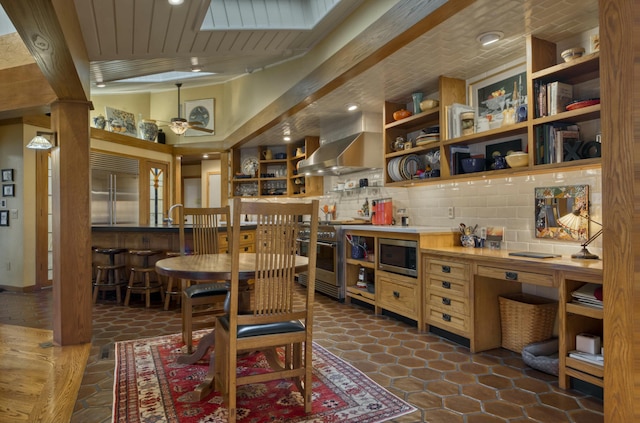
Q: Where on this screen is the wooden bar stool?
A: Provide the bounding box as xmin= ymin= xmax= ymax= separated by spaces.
xmin=162 ymin=250 xmax=192 ymax=311
xmin=92 ymin=247 xmax=128 ymax=304
xmin=124 ymin=249 xmax=165 ymax=308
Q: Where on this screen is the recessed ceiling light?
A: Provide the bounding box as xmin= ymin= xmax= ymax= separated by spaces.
xmin=202 ymin=154 xmax=209 ymax=159
xmin=476 ymin=31 xmax=504 ymax=46
xmin=96 ymin=82 xmax=106 ymax=88
xmin=346 ymin=103 xmax=359 ymax=111
xmin=191 ymin=66 xmax=201 ymax=73
xmin=283 ymin=136 xmax=291 ymax=142
xmin=168 ymin=0 xmax=184 ymax=5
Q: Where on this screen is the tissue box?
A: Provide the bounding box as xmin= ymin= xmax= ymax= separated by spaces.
xmin=576 ymin=333 xmax=601 ymax=354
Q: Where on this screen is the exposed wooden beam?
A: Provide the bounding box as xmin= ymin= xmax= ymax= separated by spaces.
xmin=226 ymin=0 xmax=475 ymax=148
xmin=0 ymin=0 xmax=89 ymax=101
xmin=0 ymin=63 xmax=56 ymax=119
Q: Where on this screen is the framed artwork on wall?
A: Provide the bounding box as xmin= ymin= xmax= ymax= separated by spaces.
xmin=0 ymin=210 xmax=8 ymax=226
xmin=1 ymin=169 xmax=13 ymax=182
xmin=2 ymin=184 xmax=15 ymax=197
xmin=184 ymin=99 xmax=214 ymax=136
xmin=468 ymin=63 xmax=527 ymax=129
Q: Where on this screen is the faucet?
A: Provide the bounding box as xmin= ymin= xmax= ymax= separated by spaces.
xmin=164 ymin=203 xmax=183 ymax=226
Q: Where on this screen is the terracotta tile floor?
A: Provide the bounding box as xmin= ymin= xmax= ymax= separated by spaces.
xmin=0 ymin=286 xmax=604 ymax=423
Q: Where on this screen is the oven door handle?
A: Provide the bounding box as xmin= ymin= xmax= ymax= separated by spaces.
xmin=317 ymin=241 xmax=337 ymax=248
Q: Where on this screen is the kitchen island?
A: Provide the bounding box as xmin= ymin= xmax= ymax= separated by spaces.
xmin=92 ymin=223 xmax=257 ymax=268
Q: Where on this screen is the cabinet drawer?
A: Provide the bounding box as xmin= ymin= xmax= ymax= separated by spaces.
xmin=426 ymin=305 xmax=469 ymax=334
xmin=426 ymin=258 xmax=470 ymax=281
xmin=427 ymin=276 xmax=469 ymax=298
xmin=476 ymin=265 xmax=555 ymax=287
xmin=426 ymin=291 xmax=468 ymax=315
xmin=219 ymin=230 xmax=255 ymax=248
xmin=376 ymin=277 xmax=419 ymax=319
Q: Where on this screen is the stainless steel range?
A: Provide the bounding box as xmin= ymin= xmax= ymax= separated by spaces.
xmin=297 ymin=223 xmax=344 ymax=300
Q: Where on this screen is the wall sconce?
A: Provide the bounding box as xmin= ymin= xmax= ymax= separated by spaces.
xmin=557 ymin=209 xmax=603 ymax=259
xmin=26 ymin=131 xmax=57 ymax=150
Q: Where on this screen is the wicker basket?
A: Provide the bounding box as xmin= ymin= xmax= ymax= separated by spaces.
xmin=499 ymin=293 xmax=558 ymax=353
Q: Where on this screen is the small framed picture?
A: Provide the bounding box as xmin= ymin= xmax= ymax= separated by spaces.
xmin=0 ymin=210 xmax=8 ymax=226
xmin=1 ymin=169 xmax=13 ymax=182
xmin=2 ymin=184 xmax=15 ymax=197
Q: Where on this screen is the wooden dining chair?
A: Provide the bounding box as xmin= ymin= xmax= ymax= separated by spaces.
xmin=213 ymin=198 xmax=318 ymax=423
xmin=179 ymin=206 xmax=231 ymax=353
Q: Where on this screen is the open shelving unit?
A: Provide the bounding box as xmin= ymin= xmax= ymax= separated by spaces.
xmin=382 ymin=36 xmax=601 ymax=187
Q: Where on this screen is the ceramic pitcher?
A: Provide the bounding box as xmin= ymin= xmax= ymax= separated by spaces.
xmin=262 ymin=149 xmax=273 ymax=160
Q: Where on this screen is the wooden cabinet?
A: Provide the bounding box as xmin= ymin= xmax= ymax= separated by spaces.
xmin=423 ymin=257 xmax=471 ymax=337
xmin=343 ymin=228 xmax=457 ymax=328
xmin=218 ymin=230 xmax=255 ymax=253
xmin=558 ymin=270 xmax=603 ymax=389
xmin=376 ymin=271 xmax=420 ymax=321
xmin=383 ymin=35 xmax=601 ymax=187
xmin=422 ymin=247 xmax=602 ymax=387
xmin=230 ymin=136 xmax=323 ymax=198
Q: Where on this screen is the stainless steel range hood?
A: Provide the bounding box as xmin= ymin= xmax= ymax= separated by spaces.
xmin=297 ymin=131 xmax=382 ymax=176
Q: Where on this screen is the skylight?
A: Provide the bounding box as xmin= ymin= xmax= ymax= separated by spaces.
xmin=113 ymin=71 xmax=216 ymax=84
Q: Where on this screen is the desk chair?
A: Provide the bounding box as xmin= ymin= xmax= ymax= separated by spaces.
xmin=179 ymin=206 xmax=230 ymax=353
xmin=213 ymin=198 xmax=318 ymax=423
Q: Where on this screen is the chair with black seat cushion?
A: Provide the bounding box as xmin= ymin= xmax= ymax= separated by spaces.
xmin=179 ymin=206 xmax=230 ymax=353
xmin=213 ymin=198 xmax=318 ymax=423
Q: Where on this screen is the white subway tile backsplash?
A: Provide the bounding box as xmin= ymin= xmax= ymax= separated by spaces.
xmin=315 ymin=167 xmax=601 ymax=256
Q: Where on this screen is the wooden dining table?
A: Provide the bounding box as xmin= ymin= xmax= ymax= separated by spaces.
xmin=155 ymin=253 xmax=309 ymax=399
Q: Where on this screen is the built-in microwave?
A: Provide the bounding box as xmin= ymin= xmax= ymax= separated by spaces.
xmin=378 ymin=238 xmax=418 ymax=278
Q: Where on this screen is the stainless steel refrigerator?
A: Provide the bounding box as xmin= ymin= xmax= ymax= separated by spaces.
xmin=90 ymin=152 xmax=140 ymax=225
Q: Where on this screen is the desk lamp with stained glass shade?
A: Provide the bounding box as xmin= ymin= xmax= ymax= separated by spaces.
xmin=557 ymin=207 xmax=603 ymax=259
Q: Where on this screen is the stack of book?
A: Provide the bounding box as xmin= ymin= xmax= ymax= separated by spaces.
xmin=571 ymin=283 xmax=603 ymax=309
xmin=534 ymin=123 xmax=579 ymax=164
xmin=535 ymin=80 xmax=574 ymax=117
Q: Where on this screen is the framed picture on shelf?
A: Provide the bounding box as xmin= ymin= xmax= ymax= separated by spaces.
xmin=105 ymin=106 xmax=137 ymax=137
xmin=1 ymin=169 xmax=13 ymax=182
xmin=2 ymin=184 xmax=14 ymax=197
xmin=0 ymin=210 xmax=8 ymax=226
xmin=184 ymin=98 xmax=215 ymax=137
xmin=469 ymin=63 xmax=527 ymax=129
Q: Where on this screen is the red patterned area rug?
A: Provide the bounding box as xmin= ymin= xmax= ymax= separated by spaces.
xmin=113 ymin=330 xmax=416 ymax=422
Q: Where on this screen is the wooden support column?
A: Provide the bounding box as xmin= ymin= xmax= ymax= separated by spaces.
xmin=50 ymin=100 xmax=92 ymax=345
xmin=600 ymin=0 xmax=639 ymax=421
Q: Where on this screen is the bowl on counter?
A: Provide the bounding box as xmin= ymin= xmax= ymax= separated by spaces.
xmin=505 ymin=151 xmax=528 ymax=168
xmin=461 ymin=157 xmax=485 ymax=173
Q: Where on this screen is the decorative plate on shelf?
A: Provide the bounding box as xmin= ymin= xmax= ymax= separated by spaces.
xmin=241 ymin=157 xmax=258 ymax=176
xmin=565 ymin=99 xmax=600 ymax=111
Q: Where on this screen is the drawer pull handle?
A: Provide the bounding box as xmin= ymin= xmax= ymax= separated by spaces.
xmin=505 ymin=271 xmax=518 ymax=281
xmin=393 ymin=291 xmax=400 ymax=298
xmin=442 ymin=297 xmax=451 ymax=306
xmin=442 ymin=281 xmax=451 ymax=289
xmin=442 ymin=313 xmax=451 ymax=322
xmin=441 ymin=265 xmax=451 ymax=273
